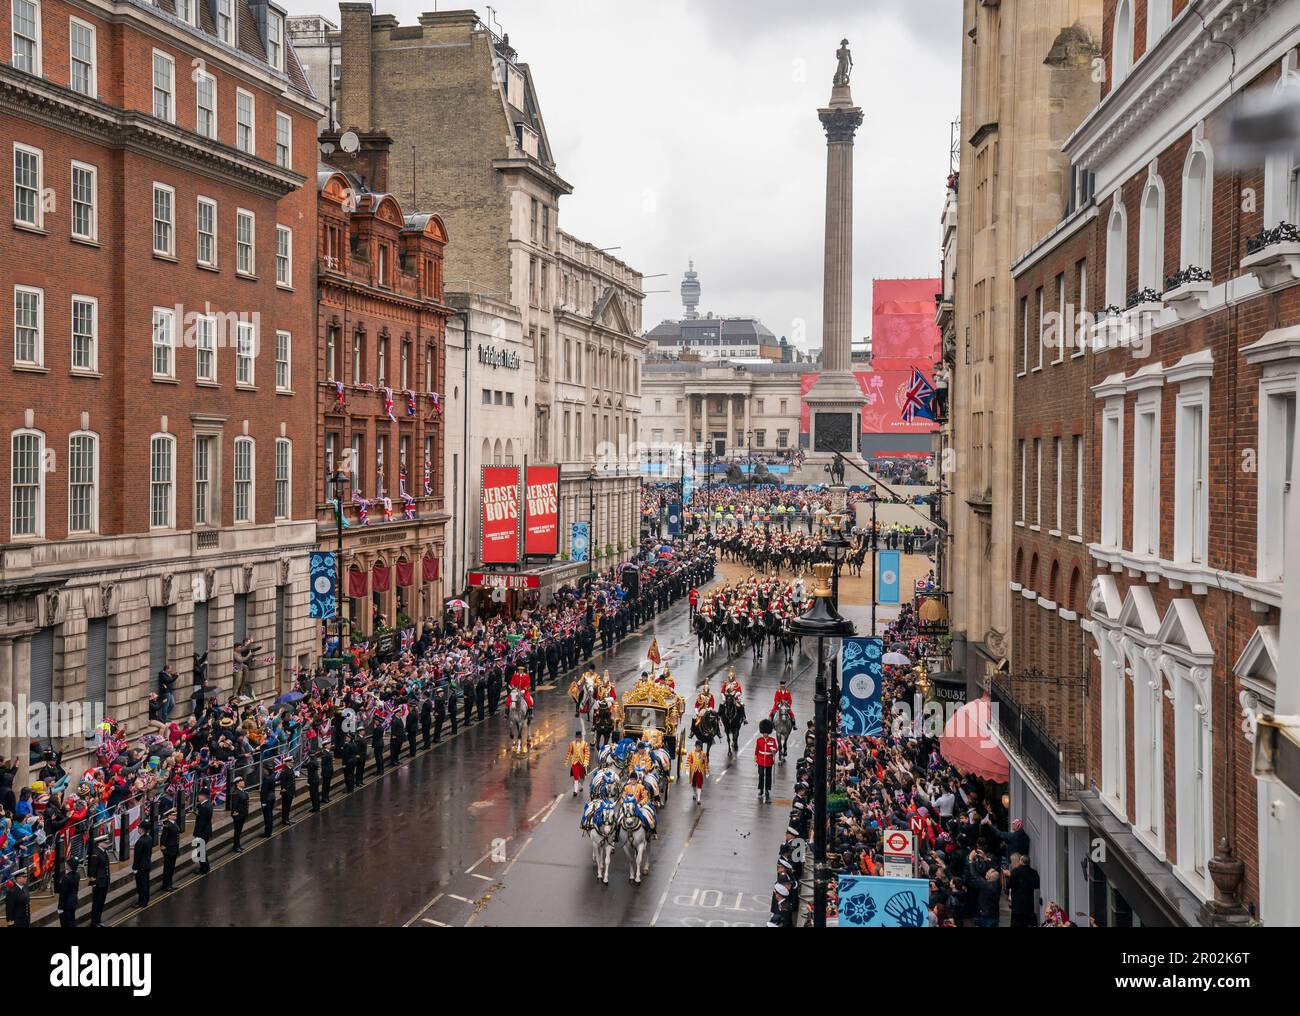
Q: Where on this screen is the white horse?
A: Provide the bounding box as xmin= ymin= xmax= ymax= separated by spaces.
xmin=581 ymin=799 xmax=619 ymax=884
xmin=507 ymin=686 xmax=531 ymax=755
xmin=575 ymin=675 xmax=598 ymax=743
xmin=773 ymin=700 xmax=796 ymax=762
xmin=619 ymin=793 xmax=654 ymax=884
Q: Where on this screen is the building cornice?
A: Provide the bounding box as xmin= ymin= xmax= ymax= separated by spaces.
xmin=1063 ymin=0 xmax=1284 ymax=172
xmin=492 ymin=157 xmax=573 ymax=197
xmin=0 ymin=65 xmax=307 ymax=200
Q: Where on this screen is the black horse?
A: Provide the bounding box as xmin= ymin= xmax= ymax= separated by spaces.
xmin=593 ymin=700 xmax=615 ymax=750
xmin=719 ymin=692 xmax=745 ymax=755
xmin=690 ymin=708 xmax=722 ymax=758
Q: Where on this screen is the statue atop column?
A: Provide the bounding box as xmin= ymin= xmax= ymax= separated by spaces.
xmin=833 ymin=39 xmax=853 ymax=87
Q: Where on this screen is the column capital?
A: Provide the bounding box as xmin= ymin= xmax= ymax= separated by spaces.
xmin=819 ymin=105 xmax=864 ymax=144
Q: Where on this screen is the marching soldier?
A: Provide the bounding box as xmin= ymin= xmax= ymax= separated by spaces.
xmin=564 ymin=730 xmax=591 ymax=796
xmin=684 ymin=740 xmax=710 ymax=805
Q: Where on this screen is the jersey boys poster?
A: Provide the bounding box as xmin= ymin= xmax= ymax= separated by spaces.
xmin=524 ymin=465 xmax=560 ymax=556
xmin=481 ymin=466 xmax=522 ymax=564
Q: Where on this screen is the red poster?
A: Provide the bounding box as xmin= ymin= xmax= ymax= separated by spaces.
xmin=481 ymin=466 xmax=521 ymax=564
xmin=801 ymin=364 xmax=939 ymax=437
xmin=524 ymin=465 xmax=560 ymax=556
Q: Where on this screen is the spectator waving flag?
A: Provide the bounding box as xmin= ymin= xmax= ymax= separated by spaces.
xmin=901 ymin=368 xmax=938 ymax=424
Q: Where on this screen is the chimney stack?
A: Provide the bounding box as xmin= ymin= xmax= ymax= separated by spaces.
xmin=337 ymin=3 xmax=373 ymax=132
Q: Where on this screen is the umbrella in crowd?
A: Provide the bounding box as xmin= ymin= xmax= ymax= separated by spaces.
xmin=882 ymin=652 xmax=911 ymax=666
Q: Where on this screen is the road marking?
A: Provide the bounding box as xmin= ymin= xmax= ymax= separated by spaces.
xmin=502 ymin=836 xmax=533 ymax=875
xmin=402 ymin=892 xmax=444 ymax=927
xmin=446 ymin=893 xmax=473 ymax=903
xmin=650 ymin=891 xmax=670 ymax=926
xmin=421 ymin=918 xmax=448 ymax=926
xmin=469 ymin=872 xmax=492 ymax=881
xmin=528 ymin=792 xmax=564 ymax=825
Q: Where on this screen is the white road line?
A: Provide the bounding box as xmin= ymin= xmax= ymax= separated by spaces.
xmin=402 ymin=892 xmax=444 ymax=927
xmin=469 ymin=872 xmax=492 ymax=881
xmin=650 ymin=891 xmax=670 ymax=927
xmin=446 ymin=893 xmax=473 ymax=904
xmin=421 ymin=918 xmax=448 ymax=926
xmin=529 ymin=792 xmax=564 ymax=825
xmin=502 ymin=835 xmax=534 ymax=875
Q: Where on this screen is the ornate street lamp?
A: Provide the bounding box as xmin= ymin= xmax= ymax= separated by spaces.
xmin=789 ymin=561 xmax=855 ymax=929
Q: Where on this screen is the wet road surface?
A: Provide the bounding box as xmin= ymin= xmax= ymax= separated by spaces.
xmin=120 ymin=594 xmax=817 ymax=927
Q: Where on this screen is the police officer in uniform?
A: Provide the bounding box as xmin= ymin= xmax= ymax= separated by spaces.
xmin=260 ymin=768 xmax=277 ymax=837
xmin=160 ymin=807 xmax=182 ymax=886
xmin=87 ymin=834 xmax=111 ymax=927
xmin=420 ymin=693 xmax=434 ymax=749
xmin=306 ymin=751 xmax=321 ymax=812
xmin=371 ymin=715 xmax=386 ymax=776
xmin=432 ymin=686 xmax=447 ymax=744
xmin=57 ymin=858 xmax=80 ymax=928
xmin=279 ymin=760 xmax=297 ymax=826
xmin=230 ymin=776 xmax=250 ymax=851
xmin=132 ymin=822 xmax=155 ymax=908
xmin=405 ymin=702 xmax=419 ymax=759
xmin=319 ymin=746 xmax=333 ymax=803
xmin=389 ymin=709 xmax=404 ymax=767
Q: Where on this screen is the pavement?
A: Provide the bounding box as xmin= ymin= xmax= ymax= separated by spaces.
xmin=115 ymin=588 xmax=821 ymax=928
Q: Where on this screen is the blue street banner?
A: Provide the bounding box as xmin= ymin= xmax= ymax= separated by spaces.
xmin=309 ymin=552 xmax=337 ymax=620
xmin=682 ymin=471 xmax=694 ymax=505
xmin=837 ymin=875 xmax=931 ymax=927
xmin=667 ymin=503 xmax=682 ymax=535
xmin=877 ymin=549 xmax=901 ymax=605
xmin=571 ymin=522 xmax=590 ymax=563
xmin=840 ymin=636 xmax=883 ymax=737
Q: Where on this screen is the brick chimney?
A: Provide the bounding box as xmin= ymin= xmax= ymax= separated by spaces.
xmin=337 ymin=2 xmax=373 ymax=132
xmin=319 ymin=130 xmax=393 ymax=195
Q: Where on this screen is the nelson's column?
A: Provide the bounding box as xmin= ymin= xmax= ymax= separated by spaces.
xmin=805 ymin=40 xmax=868 ymax=471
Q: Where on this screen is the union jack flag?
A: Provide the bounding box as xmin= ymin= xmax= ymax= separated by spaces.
xmin=901 ymin=368 xmax=938 ymax=424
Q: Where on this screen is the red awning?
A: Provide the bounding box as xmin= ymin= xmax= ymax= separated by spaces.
xmin=372 ymin=563 xmax=391 ymax=593
xmin=347 ymin=569 xmax=368 ymax=598
xmin=396 ymin=560 xmax=414 ymax=588
xmin=939 ymin=696 xmax=1009 ymax=783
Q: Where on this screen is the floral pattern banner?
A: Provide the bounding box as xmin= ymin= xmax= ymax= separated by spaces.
xmin=837 ymin=875 xmax=930 ymax=927
xmin=840 ymin=636 xmax=883 ymax=737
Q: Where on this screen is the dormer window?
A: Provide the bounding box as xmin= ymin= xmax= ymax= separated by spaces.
xmin=267 ymin=12 xmax=284 ymax=71
xmin=216 ymin=0 xmax=235 ymax=46
xmin=377 ymin=243 xmax=389 ymax=287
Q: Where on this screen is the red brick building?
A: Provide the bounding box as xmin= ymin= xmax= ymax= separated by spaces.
xmin=0 ymin=0 xmax=323 ymax=778
xmin=314 ymin=153 xmax=451 ymax=640
xmin=1062 ymin=1 xmax=1298 ymax=926
xmin=1005 ymin=213 xmax=1098 ymax=917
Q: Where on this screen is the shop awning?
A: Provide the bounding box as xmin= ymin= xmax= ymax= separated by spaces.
xmin=940 ymin=696 xmax=1009 ymax=782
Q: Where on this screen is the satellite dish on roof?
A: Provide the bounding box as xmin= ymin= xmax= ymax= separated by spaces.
xmin=319 ymin=141 xmax=336 ymax=155
xmin=339 ymin=130 xmax=360 ymax=154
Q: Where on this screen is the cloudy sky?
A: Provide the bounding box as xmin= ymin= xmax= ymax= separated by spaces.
xmin=283 ymin=1 xmax=962 ymax=348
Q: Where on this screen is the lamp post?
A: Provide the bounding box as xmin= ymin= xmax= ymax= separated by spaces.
xmin=586 ymin=466 xmax=597 ymax=568
xmin=821 ymin=512 xmax=851 ymax=790
xmin=868 ymin=488 xmax=881 ymax=638
xmin=329 ymin=469 xmax=351 ymax=655
xmin=789 ymin=562 xmax=855 ymax=928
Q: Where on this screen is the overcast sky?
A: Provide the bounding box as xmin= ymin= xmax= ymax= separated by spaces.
xmin=282 ymin=1 xmax=962 ymax=348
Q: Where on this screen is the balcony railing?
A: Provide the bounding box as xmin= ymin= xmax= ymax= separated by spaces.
xmin=991 ymin=669 xmax=1087 ymax=801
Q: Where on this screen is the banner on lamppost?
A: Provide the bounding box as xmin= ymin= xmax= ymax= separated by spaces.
xmin=667 ymin=503 xmax=682 ymax=535
xmin=837 ymin=875 xmax=930 ymax=927
xmin=682 ymin=471 xmax=694 ymax=505
xmin=840 ymin=636 xmax=883 ymax=737
xmin=877 ymin=550 xmax=901 ymax=605
xmin=308 ymin=552 xmax=337 ymax=619
xmin=571 ymin=521 xmax=590 ymax=563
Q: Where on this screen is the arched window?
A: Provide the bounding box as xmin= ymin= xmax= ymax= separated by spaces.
xmin=492 ymin=438 xmax=502 ymax=466
xmin=1180 ymin=145 xmax=1213 ymax=273
xmin=1105 ymin=202 xmax=1127 ymax=308
xmin=504 ymin=438 xmax=514 ymax=467
xmin=1138 ymin=175 xmax=1165 ymax=294
xmin=11 ymin=428 xmax=45 ymax=538
xmin=234 ymin=436 xmax=255 ymax=523
xmin=149 ymin=433 xmax=175 ymax=529
xmin=68 ymin=430 xmax=99 ymax=534
xmin=1113 ymin=0 xmax=1134 ymax=85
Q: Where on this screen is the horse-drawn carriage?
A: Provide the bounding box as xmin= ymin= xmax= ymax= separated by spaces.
xmin=618 ymin=675 xmax=685 ymax=751
xmin=580 ymin=674 xmax=684 ymax=885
